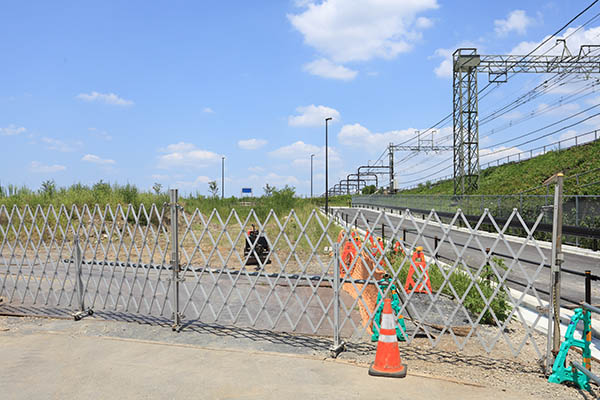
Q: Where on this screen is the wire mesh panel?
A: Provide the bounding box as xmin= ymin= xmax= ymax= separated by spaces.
xmin=332 ymin=207 xmax=549 ymax=357
xmin=0 ymin=204 xmax=175 ymax=317
xmin=0 ymin=202 xmax=550 ymax=356
xmin=175 ymin=207 xmax=344 ymax=336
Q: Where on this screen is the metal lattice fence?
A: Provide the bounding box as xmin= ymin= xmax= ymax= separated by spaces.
xmin=0 ymin=193 xmax=552 ymax=357
xmin=353 ymin=194 xmax=600 ymax=248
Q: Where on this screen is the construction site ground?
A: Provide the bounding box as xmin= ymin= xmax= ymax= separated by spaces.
xmin=1 ymin=315 xmax=598 ymax=399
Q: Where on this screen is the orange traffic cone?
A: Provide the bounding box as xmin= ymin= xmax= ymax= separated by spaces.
xmin=368 ymin=299 xmax=407 ymax=378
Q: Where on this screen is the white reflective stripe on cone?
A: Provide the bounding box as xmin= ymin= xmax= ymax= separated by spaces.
xmin=378 ymin=334 xmax=398 ymax=343
xmin=381 ymin=313 xmax=395 ymax=330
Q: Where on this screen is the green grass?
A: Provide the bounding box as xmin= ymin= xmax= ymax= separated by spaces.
xmin=0 ymin=181 xmax=350 ymax=270
xmin=401 ymin=139 xmax=600 ymax=195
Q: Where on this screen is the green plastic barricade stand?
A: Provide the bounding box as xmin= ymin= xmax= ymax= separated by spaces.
xmin=548 ymin=308 xmax=592 ymax=392
xmin=372 ymin=276 xmax=407 ymax=342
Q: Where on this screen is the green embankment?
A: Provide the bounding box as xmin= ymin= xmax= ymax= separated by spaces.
xmin=400 ymin=139 xmax=600 ymax=195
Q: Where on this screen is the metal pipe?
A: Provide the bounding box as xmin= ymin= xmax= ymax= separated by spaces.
xmin=325 ymin=117 xmax=332 ymax=214
xmin=586 ymin=270 xmax=592 ymax=305
xmin=170 ymin=189 xmax=181 ymax=332
xmin=310 ymin=154 xmax=314 ymax=198
xmin=571 ymin=361 xmax=600 ymax=385
xmin=221 ymin=157 xmax=225 ymax=199
xmin=582 ymin=302 xmax=600 ymax=315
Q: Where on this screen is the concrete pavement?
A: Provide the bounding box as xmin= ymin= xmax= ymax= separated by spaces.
xmin=0 ymin=317 xmax=539 ymax=400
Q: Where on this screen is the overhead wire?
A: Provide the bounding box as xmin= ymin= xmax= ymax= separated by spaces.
xmin=348 ymin=0 xmax=600 ymax=192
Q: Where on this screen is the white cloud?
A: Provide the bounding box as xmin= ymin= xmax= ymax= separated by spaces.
xmin=509 ymin=26 xmax=600 ymax=55
xmin=432 ymin=41 xmax=480 ymax=78
xmin=338 ymin=123 xmax=445 ymax=153
xmin=536 ymin=102 xmax=580 ymax=116
xmin=175 ymin=176 xmax=213 ymax=188
xmin=41 ymin=137 xmax=81 ymax=152
xmin=269 ymin=141 xmax=342 ymax=173
xmin=432 ymin=48 xmax=453 ymax=78
xmin=203 ymin=107 xmax=215 ymax=113
xmin=288 ymin=104 xmax=341 ymax=127
xmin=303 ymin=59 xmax=358 ymax=80
xmin=559 ymin=129 xmax=578 ymax=142
xmin=494 ymin=10 xmax=532 ymax=37
xmin=289 ymin=0 xmax=438 ymax=64
xmin=157 ymin=142 xmax=220 ymax=169
xmin=30 ymin=161 xmax=66 ymax=173
xmin=480 ymin=146 xmax=523 ymax=162
xmin=415 ymin=16 xmax=433 ymax=29
xmin=500 ymin=110 xmax=523 ymax=120
xmin=269 ymin=141 xmax=321 ymax=159
xmin=265 ymin=173 xmax=300 ymax=185
xmin=88 ymin=128 xmax=112 ymax=141
xmin=238 ymin=138 xmax=268 ymax=150
xmin=81 ymin=154 xmax=116 ymax=165
xmin=248 ymin=172 xmax=300 ymax=187
xmin=76 ymin=91 xmax=134 ymax=106
xmin=0 ymin=124 xmax=26 ymax=136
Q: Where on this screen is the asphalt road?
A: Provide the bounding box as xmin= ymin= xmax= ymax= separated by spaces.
xmin=335 ymin=206 xmax=600 ymax=307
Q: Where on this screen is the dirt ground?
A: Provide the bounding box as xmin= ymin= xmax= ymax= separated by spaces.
xmin=339 ymin=319 xmax=599 ymax=399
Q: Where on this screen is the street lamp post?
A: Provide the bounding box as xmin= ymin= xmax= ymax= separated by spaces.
xmin=310 ymin=154 xmax=314 ymax=198
xmin=325 ymin=117 xmax=332 ymax=215
xmin=221 ymin=156 xmax=225 ymax=199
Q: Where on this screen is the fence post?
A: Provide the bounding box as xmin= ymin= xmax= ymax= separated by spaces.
xmin=519 ymin=193 xmax=523 ymax=212
xmin=72 ymin=237 xmax=92 ymax=321
xmin=170 ymin=189 xmax=182 ymax=332
xmin=434 ymin=236 xmax=439 ymax=257
xmin=576 ymin=196 xmax=580 ymax=247
xmin=586 ymin=270 xmax=592 ymax=305
xmin=547 ymin=173 xmax=564 ymax=372
xmin=381 ymin=223 xmax=385 ymax=243
xmin=330 ymin=242 xmax=345 ymax=357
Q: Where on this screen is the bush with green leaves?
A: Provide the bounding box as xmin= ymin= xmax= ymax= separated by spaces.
xmin=388 ymin=252 xmax=512 ymax=325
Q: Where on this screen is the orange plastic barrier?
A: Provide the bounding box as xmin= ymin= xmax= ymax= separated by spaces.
xmin=404 ymin=246 xmax=432 ymax=294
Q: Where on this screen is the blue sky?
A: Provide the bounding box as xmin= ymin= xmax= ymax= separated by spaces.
xmin=2 ymin=1 xmax=600 ymax=196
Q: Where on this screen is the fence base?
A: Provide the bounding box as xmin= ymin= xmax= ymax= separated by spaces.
xmin=72 ymin=308 xmax=93 ymax=321
xmin=330 ymin=341 xmax=346 ymax=358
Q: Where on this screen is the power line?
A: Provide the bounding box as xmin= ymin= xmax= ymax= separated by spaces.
xmin=481 ymin=103 xmax=600 ymax=150
xmin=481 ymin=112 xmax=600 ymax=158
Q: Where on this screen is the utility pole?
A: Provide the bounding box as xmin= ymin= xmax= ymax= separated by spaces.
xmin=310 ymin=154 xmax=314 ymax=198
xmin=325 ymin=117 xmax=332 ymax=214
xmin=221 ymin=156 xmax=225 ymax=199
xmin=388 ymin=143 xmax=394 ymax=193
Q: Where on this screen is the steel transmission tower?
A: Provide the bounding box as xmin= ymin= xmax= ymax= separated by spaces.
xmin=452 ymin=44 xmax=600 ymax=194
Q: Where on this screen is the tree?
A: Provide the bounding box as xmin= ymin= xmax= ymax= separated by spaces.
xmin=40 ymin=180 xmax=56 ymax=197
xmin=361 ymin=185 xmax=376 ymax=195
xmin=208 ymin=181 xmax=219 ymax=198
xmin=152 ymin=182 xmax=163 ymax=195
xmin=263 ymin=183 xmax=275 ymax=196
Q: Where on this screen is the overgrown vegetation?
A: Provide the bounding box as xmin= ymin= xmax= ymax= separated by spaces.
xmin=401 ymin=139 xmax=600 ymax=195
xmin=388 ymin=252 xmax=512 ymax=324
